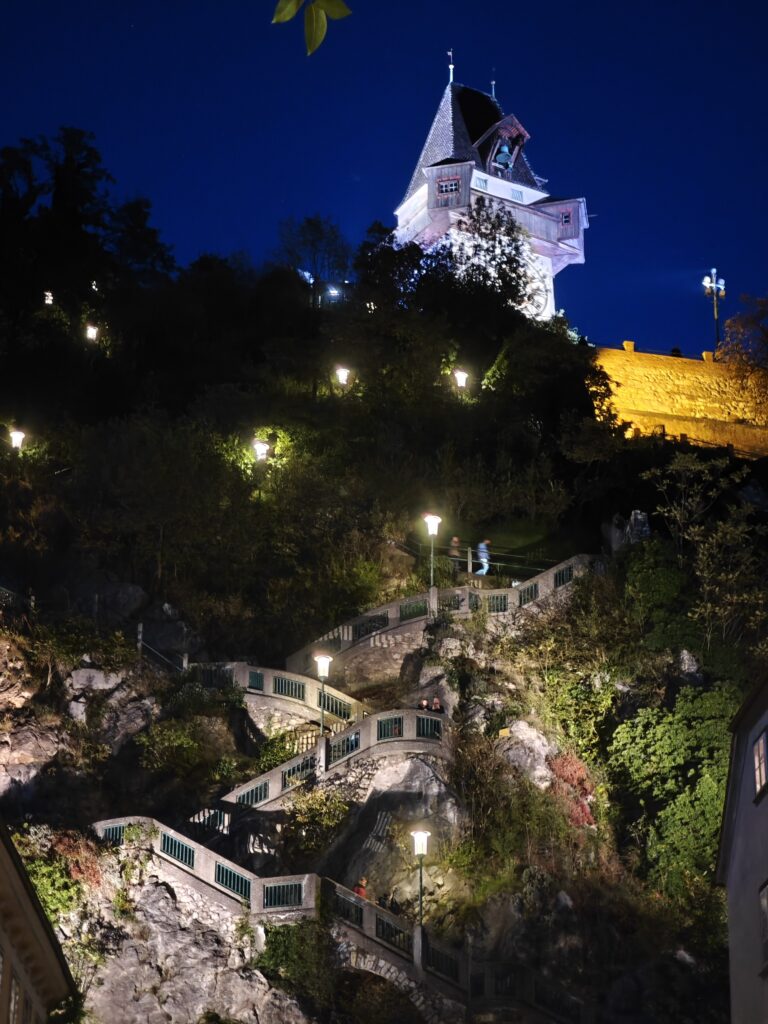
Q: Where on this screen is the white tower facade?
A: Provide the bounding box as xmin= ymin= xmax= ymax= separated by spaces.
xmin=395 ymin=83 xmax=588 ymax=319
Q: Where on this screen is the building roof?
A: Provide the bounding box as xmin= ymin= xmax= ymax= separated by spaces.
xmin=401 ymin=83 xmax=544 ymax=205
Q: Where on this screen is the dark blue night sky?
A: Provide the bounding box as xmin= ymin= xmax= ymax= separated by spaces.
xmin=2 ymin=0 xmax=766 ymax=355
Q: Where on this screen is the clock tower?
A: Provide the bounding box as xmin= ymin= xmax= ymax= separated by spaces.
xmin=395 ymin=81 xmax=587 ymax=319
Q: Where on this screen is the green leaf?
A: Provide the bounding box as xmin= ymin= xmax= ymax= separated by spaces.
xmin=304 ymin=3 xmax=328 ymax=54
xmin=272 ymin=0 xmax=305 ymax=24
xmin=315 ymin=0 xmax=352 ymax=19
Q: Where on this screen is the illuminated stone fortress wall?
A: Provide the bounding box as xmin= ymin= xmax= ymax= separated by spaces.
xmin=595 ymin=341 xmax=768 ymax=458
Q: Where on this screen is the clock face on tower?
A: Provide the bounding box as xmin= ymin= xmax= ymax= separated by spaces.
xmin=521 ymin=252 xmax=550 ymax=318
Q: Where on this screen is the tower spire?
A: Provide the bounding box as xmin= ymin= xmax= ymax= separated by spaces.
xmin=447 ymin=48 xmax=454 ymax=84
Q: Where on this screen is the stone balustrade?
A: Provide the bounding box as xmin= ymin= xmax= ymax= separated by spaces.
xmin=286 ymin=554 xmax=592 ymax=677
xmin=90 ymin=818 xmax=589 ymax=1022
xmin=220 ymin=708 xmax=448 ymax=812
xmin=92 ymin=816 xmax=319 ymax=917
xmin=192 ymin=661 xmax=369 ymax=726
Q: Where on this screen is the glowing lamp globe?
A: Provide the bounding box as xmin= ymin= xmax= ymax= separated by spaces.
xmin=410 ymin=830 xmax=431 ymax=857
xmin=9 ymin=430 xmax=25 ymax=450
xmin=253 ymin=439 xmax=270 ymax=461
xmin=453 ymin=368 xmax=469 ymax=389
xmin=423 ymin=514 xmax=441 ymax=537
xmin=314 ymin=653 xmax=333 ymax=680
xmin=85 ymin=324 xmax=99 ymax=341
xmin=336 ymin=367 xmax=350 ymax=386
xmin=44 ymin=291 xmax=54 ymax=306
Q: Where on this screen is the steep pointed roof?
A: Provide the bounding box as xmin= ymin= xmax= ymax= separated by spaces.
xmin=401 ymin=83 xmax=543 ymax=205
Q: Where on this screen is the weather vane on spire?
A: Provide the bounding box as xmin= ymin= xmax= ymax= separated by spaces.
xmin=447 ymin=49 xmax=454 ymax=84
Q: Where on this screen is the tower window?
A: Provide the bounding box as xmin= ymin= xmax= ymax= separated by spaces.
xmin=437 ymin=179 xmax=460 ymax=195
xmin=561 ymin=211 xmax=572 ymax=226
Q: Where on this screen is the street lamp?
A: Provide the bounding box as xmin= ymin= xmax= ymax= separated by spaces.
xmin=335 ymin=367 xmax=350 ymax=386
xmin=314 ymin=653 xmax=333 ymax=736
xmin=702 ymin=268 xmax=726 ymax=347
xmin=410 ymin=829 xmax=431 ymax=926
xmin=43 ymin=291 xmax=53 ymax=306
xmin=9 ymin=430 xmax=25 ymax=450
xmin=253 ymin=439 xmax=270 ymax=461
xmin=453 ymin=368 xmax=469 ymax=389
xmin=423 ymin=514 xmax=441 ymax=588
xmin=85 ymin=324 xmax=99 ymax=341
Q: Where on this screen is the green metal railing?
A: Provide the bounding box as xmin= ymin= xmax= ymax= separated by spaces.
xmin=161 ymin=832 xmax=195 ymax=868
xmin=426 ymin=942 xmax=460 ymax=982
xmin=518 ymin=582 xmax=539 ymax=607
xmin=282 ymin=755 xmax=316 ymax=790
xmin=554 ymin=564 xmax=574 ymax=588
xmin=236 ymin=781 xmax=269 ymax=806
xmin=215 ymin=863 xmax=251 ymax=902
xmin=440 ymin=593 xmax=461 ymax=612
xmin=264 ymin=881 xmax=303 ymax=908
xmin=469 ymin=591 xmax=482 ymax=612
xmin=533 ymin=974 xmax=582 ymax=1023
xmin=399 ymin=599 xmax=428 ymax=621
xmin=334 ymin=890 xmax=364 ymax=927
xmin=200 ymin=808 xmax=228 ymax=831
xmin=487 ymin=594 xmax=508 ymax=613
xmin=329 ymin=731 xmax=360 ymax=764
xmin=416 ymin=716 xmax=442 ymax=740
xmin=248 ymin=670 xmax=264 ymax=691
xmin=377 ymin=716 xmax=404 ymax=741
xmin=351 ymin=612 xmax=389 ymax=641
xmin=375 ymin=914 xmax=413 ymax=956
xmin=318 ymin=690 xmax=351 ymax=720
xmin=273 ymin=675 xmax=306 ymax=701
xmin=103 ymin=824 xmax=125 ymax=845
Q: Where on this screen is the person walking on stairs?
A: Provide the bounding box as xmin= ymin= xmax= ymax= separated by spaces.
xmin=475 ymin=539 xmax=491 ymax=576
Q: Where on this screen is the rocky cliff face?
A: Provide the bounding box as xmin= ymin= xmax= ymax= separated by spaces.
xmin=85 ymin=863 xmax=313 ymax=1024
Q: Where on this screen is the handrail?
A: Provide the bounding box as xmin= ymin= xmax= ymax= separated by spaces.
xmin=191 ymin=662 xmax=369 ymax=726
xmin=92 ymin=817 xmax=589 ymax=1021
xmin=220 ymin=708 xmax=448 ymax=812
xmin=287 ymin=554 xmax=592 ymax=674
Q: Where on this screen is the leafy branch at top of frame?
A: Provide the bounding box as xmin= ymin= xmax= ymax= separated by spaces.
xmin=271 ymin=0 xmax=352 ymax=56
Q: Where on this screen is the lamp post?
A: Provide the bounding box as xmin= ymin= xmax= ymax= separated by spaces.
xmin=335 ymin=366 xmax=350 ymax=387
xmin=423 ymin=514 xmax=441 ymax=588
xmin=453 ymin=368 xmax=469 ymax=390
xmin=410 ymin=829 xmax=431 ymax=926
xmin=702 ymin=268 xmax=726 ymax=347
xmin=85 ymin=324 xmax=99 ymax=341
xmin=314 ymin=653 xmax=332 ymax=736
xmin=9 ymin=429 xmax=25 ymax=450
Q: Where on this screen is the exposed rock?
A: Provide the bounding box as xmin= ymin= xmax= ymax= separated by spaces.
xmin=498 ymin=720 xmax=558 ymax=789
xmin=0 ymin=639 xmax=36 ymax=709
xmin=679 ymin=648 xmax=703 ymax=684
xmin=66 ymin=668 xmax=125 ymax=697
xmin=85 ymin=867 xmax=314 ymax=1024
xmin=417 ymin=664 xmax=446 ymax=690
xmin=0 ymin=717 xmax=62 ymax=796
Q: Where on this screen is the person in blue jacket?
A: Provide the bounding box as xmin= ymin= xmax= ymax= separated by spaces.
xmin=475 ymin=539 xmax=491 ymax=575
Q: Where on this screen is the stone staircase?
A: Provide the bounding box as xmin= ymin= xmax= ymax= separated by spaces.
xmin=92 ymin=553 xmax=594 ymax=1023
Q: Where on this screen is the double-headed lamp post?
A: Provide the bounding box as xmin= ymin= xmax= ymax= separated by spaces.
xmin=702 ymin=268 xmax=726 ymax=347
xmin=314 ymin=653 xmax=333 ymax=736
xmin=9 ymin=429 xmax=25 ymax=450
xmin=410 ymin=829 xmax=431 ymax=926
xmin=423 ymin=514 xmax=442 ymax=588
